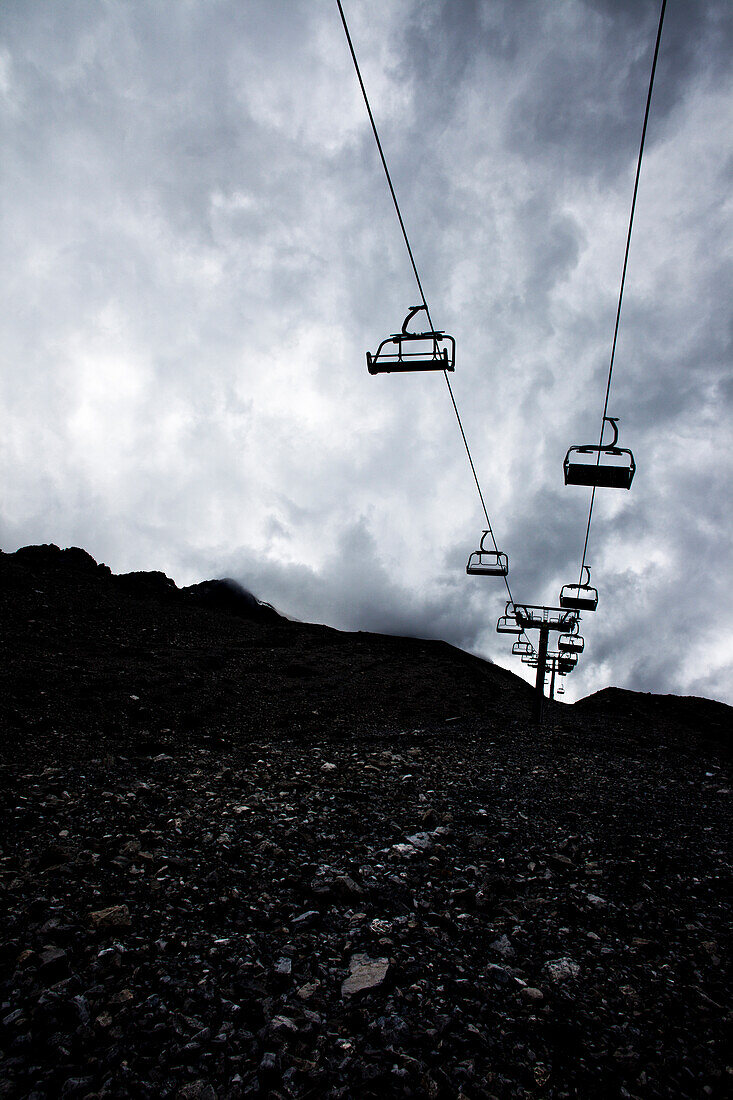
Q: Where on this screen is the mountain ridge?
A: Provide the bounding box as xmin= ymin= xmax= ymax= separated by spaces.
xmin=0 ymin=543 xmax=729 ymax=763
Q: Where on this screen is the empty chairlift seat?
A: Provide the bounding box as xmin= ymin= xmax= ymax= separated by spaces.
xmin=496 ymin=602 xmax=523 ymax=635
xmin=564 ymin=417 xmax=635 ymax=489
xmin=466 ymin=530 xmax=509 ymax=577
xmin=367 ymin=305 xmax=455 ymax=375
xmin=512 ymin=640 xmax=534 ymax=656
xmin=560 ymin=566 xmax=598 ymax=612
xmin=558 ymin=633 xmax=585 ymax=654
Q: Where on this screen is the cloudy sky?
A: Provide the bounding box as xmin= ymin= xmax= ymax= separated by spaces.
xmin=1 ymin=0 xmax=731 ymax=704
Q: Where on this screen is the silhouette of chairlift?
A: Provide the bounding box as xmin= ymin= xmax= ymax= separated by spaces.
xmin=367 ymin=305 xmax=455 ymax=375
xmin=560 ymin=566 xmax=598 ymax=612
xmin=557 ymin=683 xmax=565 ymax=695
xmin=496 ymin=603 xmax=522 ymax=635
xmin=512 ymin=639 xmax=534 ymax=656
xmin=558 ymin=633 xmax=584 ymax=654
xmin=558 ymin=653 xmax=578 ymax=673
xmin=466 ymin=531 xmax=509 ymax=577
xmin=564 ymin=416 xmax=635 ymax=489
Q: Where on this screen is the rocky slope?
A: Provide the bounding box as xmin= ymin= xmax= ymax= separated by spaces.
xmin=0 ymin=545 xmax=730 ymax=1099
xmin=0 ymin=544 xmax=534 ymax=766
xmin=574 ymin=686 xmax=731 ymax=749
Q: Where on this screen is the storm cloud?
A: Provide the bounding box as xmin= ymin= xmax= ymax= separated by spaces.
xmin=1 ymin=0 xmax=731 ymax=703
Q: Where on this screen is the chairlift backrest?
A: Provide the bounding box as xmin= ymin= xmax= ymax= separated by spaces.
xmin=367 ymin=306 xmax=456 ymax=375
xmin=564 ymin=416 xmax=635 ymax=489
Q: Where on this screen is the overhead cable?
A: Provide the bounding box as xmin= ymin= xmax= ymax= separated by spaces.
xmin=578 ymin=0 xmax=667 ymax=581
xmin=335 ymin=0 xmax=514 ymax=606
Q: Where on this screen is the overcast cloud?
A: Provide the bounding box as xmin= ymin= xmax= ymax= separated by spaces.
xmin=1 ymin=0 xmax=731 ymax=704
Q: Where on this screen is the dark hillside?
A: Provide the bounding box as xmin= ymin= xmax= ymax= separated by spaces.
xmin=0 ymin=544 xmax=534 ymax=766
xmin=0 ymin=545 xmax=730 ymax=1099
xmin=575 ymin=686 xmax=731 ymax=749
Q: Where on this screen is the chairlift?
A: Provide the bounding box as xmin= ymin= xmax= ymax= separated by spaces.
xmin=496 ymin=602 xmax=522 ymax=636
xmin=466 ymin=530 xmax=509 ymax=577
xmin=564 ymin=416 xmax=635 ymax=489
xmin=367 ymin=305 xmax=455 ymax=375
xmin=557 ymin=683 xmax=565 ymax=695
xmin=560 ymin=566 xmax=598 ymax=612
xmin=512 ymin=640 xmax=534 ymax=656
xmin=558 ymin=654 xmax=578 ymax=673
xmin=558 ymin=633 xmax=585 ymax=654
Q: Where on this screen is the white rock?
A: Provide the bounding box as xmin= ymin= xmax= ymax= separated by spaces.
xmin=490 ymin=934 xmax=516 ymax=959
xmin=405 ymin=832 xmax=433 ymax=851
xmin=369 ymin=918 xmax=392 ymax=935
xmin=269 ymin=1015 xmax=298 ymax=1033
xmin=341 ymin=954 xmax=390 ymax=997
xmin=389 ymin=843 xmax=417 ymax=859
xmin=545 ymin=958 xmax=580 ymax=982
xmin=296 ymin=980 xmax=321 ymax=1001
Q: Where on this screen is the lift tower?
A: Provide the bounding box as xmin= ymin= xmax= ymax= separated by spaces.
xmin=513 ymin=605 xmax=578 ymax=723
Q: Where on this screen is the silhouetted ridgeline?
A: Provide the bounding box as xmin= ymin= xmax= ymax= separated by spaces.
xmin=575 ymin=686 xmax=731 ymax=749
xmin=0 ymin=544 xmax=729 ymax=763
xmin=0 ymin=543 xmax=534 ymax=763
xmin=9 ymin=543 xmax=281 ymax=623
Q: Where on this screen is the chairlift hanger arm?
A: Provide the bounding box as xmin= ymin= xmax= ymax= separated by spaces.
xmin=402 ymin=305 xmax=427 ymax=334
xmin=604 ymin=416 xmax=620 ymax=448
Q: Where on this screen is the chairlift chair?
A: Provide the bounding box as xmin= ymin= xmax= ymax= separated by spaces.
xmin=557 ymin=683 xmax=565 ymax=695
xmin=466 ymin=530 xmax=509 ymax=577
xmin=560 ymin=566 xmax=598 ymax=612
xmin=564 ymin=416 xmax=635 ymax=489
xmin=512 ymin=640 xmax=534 ymax=656
xmin=496 ymin=602 xmax=522 ymax=636
xmin=558 ymin=633 xmax=585 ymax=654
xmin=367 ymin=305 xmax=455 ymax=375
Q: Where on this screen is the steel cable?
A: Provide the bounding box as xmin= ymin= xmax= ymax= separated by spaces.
xmin=578 ymin=0 xmax=667 ymax=583
xmin=336 ymin=0 xmax=514 ymax=607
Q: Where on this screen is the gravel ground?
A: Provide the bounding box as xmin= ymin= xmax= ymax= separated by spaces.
xmin=0 ymin=545 xmax=731 ymax=1098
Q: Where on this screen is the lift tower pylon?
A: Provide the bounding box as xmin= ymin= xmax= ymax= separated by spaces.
xmin=513 ymin=605 xmax=579 ymax=724
xmin=534 ymin=625 xmax=550 ymax=724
